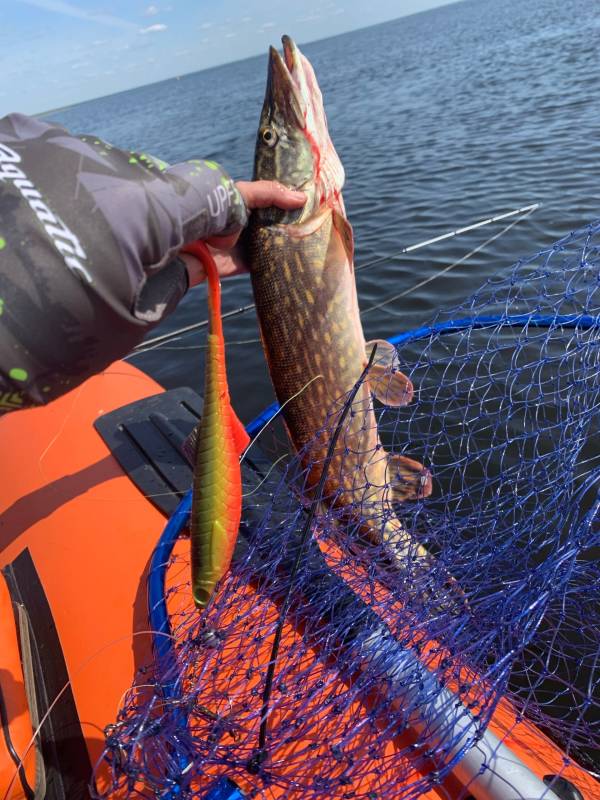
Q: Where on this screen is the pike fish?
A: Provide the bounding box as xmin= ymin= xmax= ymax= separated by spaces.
xmin=246 ymin=36 xmax=432 ymax=565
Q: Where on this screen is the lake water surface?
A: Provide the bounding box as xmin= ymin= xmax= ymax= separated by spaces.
xmin=46 ymin=0 xmax=600 ymax=423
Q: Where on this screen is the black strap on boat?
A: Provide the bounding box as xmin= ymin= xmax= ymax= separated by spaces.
xmin=0 ymin=666 xmax=35 ymax=800
xmin=2 ymin=549 xmax=92 ymax=800
xmin=17 ymin=601 xmax=48 ymax=799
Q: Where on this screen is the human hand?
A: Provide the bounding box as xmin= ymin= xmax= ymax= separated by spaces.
xmin=180 ymin=180 xmax=306 ymax=286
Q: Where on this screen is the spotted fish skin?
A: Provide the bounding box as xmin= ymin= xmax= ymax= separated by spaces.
xmin=246 ymin=37 xmax=432 ymax=562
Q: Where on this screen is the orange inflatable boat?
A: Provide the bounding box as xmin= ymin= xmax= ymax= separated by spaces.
xmin=0 ymin=361 xmax=596 ymax=800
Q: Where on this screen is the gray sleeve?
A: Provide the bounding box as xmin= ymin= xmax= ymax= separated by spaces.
xmin=67 ymin=137 xmax=249 ymax=280
xmin=164 ymin=158 xmax=248 ymax=241
xmin=0 ymin=112 xmax=248 ymax=281
xmin=0 ymin=112 xmax=248 ymax=410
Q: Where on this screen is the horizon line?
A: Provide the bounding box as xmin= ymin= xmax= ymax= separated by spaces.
xmin=36 ymin=1 xmax=460 ymax=117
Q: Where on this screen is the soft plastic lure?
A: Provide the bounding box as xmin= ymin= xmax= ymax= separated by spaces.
xmin=180 ymin=240 xmax=250 ymax=609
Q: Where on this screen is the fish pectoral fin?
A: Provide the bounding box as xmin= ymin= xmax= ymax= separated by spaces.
xmin=365 ymin=339 xmax=414 ymax=407
xmin=332 ymin=208 xmax=355 ymax=263
xmin=369 ymin=366 xmax=414 ymax=407
xmin=387 ymin=452 xmax=432 ymax=502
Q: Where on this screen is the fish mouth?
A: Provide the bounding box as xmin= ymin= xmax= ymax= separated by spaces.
xmin=267 ymin=35 xmax=329 ymax=139
xmin=267 ymin=35 xmax=345 ymax=203
xmin=267 ymin=37 xmax=309 ymax=128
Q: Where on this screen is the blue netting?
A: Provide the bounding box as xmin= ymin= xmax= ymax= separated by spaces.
xmin=94 ymin=220 xmax=600 ymax=799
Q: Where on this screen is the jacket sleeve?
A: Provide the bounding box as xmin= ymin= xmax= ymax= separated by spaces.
xmin=0 ymin=112 xmax=248 ymax=412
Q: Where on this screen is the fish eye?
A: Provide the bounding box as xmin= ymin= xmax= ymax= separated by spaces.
xmin=261 ymin=127 xmax=278 ymax=147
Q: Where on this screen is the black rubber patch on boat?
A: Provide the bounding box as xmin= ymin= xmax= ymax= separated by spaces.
xmin=2 ymin=549 xmax=92 ymax=800
xmin=94 ymin=387 xmax=203 ymax=517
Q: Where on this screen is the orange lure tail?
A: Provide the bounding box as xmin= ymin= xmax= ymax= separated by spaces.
xmin=180 ymin=241 xmax=250 ymax=609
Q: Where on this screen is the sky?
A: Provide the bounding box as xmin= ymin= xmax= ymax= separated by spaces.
xmin=1 ymin=0 xmax=456 ymax=115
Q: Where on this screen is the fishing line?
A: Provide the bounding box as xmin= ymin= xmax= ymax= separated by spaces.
xmin=133 ymin=337 xmax=262 ymax=352
xmin=130 ymin=204 xmax=540 ymax=356
xmin=34 ymin=382 xmax=92 ymax=486
xmin=122 ymin=336 xmax=185 ymax=360
xmin=242 ymin=454 xmax=289 ymax=498
xmin=132 ymin=303 xmax=256 ymax=353
xmin=240 ymin=374 xmax=324 ymax=464
xmin=249 ymin=345 xmax=377 ymax=771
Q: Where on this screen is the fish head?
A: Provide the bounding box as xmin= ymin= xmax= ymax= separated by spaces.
xmin=252 ymin=35 xmax=345 ymax=224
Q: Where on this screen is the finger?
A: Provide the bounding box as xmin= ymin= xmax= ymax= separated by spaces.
xmin=205 ymin=232 xmax=240 ymax=251
xmin=236 ymin=180 xmax=306 ymax=210
xmin=209 ymin=245 xmax=249 ymax=278
xmin=179 ymin=252 xmax=206 ymax=287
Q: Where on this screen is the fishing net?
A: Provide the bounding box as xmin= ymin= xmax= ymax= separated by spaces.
xmin=94 ymin=220 xmax=600 ymax=799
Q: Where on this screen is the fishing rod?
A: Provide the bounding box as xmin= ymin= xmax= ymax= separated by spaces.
xmin=361 ymin=202 xmax=538 ymax=315
xmin=131 ymin=202 xmax=540 ymax=354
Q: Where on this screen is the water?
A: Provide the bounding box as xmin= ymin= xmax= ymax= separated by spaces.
xmin=44 ymin=0 xmax=600 ymax=425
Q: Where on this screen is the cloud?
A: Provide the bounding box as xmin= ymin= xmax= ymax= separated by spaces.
xmin=140 ymin=23 xmax=167 ymax=34
xmin=144 ymin=4 xmax=159 ymax=15
xmin=17 ymin=0 xmax=137 ymax=29
xmin=225 ymin=32 xmax=237 ymax=38
xmin=261 ymin=21 xmax=276 ymax=28
xmin=199 ymin=22 xmax=212 ymax=29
